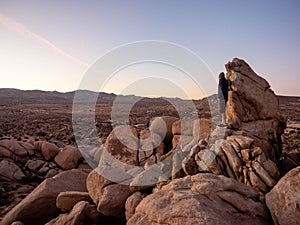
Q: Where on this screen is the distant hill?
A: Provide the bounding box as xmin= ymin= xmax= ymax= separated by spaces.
xmin=0 ymin=89 xmax=117 ymax=105
xmin=0 ymin=89 xmax=299 ymax=121
xmin=0 ymin=88 xmax=300 ymax=121
xmin=0 ymin=88 xmax=186 ymax=106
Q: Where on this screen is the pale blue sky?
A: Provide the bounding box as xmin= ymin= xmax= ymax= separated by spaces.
xmin=0 ymin=0 xmax=299 ymax=99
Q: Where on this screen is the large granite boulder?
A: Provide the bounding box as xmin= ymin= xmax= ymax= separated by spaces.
xmin=127 ymin=173 xmax=271 ymax=225
xmin=225 ymin=58 xmax=286 ymax=163
xmin=266 ymin=166 xmax=300 ymax=225
xmin=1 ymin=169 xmax=90 ymax=225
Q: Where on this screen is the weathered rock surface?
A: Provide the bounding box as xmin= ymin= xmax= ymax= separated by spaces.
xmin=56 ymin=191 xmax=92 ymax=212
xmin=225 ymin=58 xmax=285 ymax=163
xmin=266 ymin=166 xmax=300 ymax=225
xmin=104 ymin=125 xmax=139 ymax=166
xmin=171 ymin=118 xmax=211 ymax=150
xmin=0 ymin=140 xmax=28 ymax=163
xmin=86 ymin=169 xmax=132 ymax=218
xmin=0 ymin=160 xmax=25 ymax=181
xmin=149 ymin=116 xmax=178 ymax=150
xmin=196 ymin=136 xmax=280 ymax=193
xmin=1 ymin=169 xmax=90 ymax=225
xmin=25 ymin=159 xmax=45 ymax=172
xmin=127 ymin=173 xmax=271 ymax=225
xmin=125 ymin=192 xmax=145 ymax=221
xmin=139 ymin=129 xmax=164 ymax=166
xmin=54 ymin=145 xmax=82 ymax=170
xmin=41 ymin=142 xmax=60 ymax=161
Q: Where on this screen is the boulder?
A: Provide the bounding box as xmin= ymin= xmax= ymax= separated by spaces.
xmin=86 ymin=169 xmax=132 ymax=218
xmin=127 ymin=173 xmax=271 ymax=225
xmin=1 ymin=169 xmax=90 ymax=225
xmin=41 ymin=142 xmax=60 ymax=161
xmin=225 ymin=58 xmax=279 ymax=121
xmin=104 ymin=125 xmax=139 ymax=166
xmin=172 ymin=134 xmax=193 ymax=150
xmin=56 ymin=191 xmax=93 ymax=212
xmin=54 ymin=145 xmax=82 ymax=170
xmin=139 ymin=129 xmax=165 ymax=166
xmin=266 ymin=166 xmax=300 ymax=225
xmin=0 ymin=160 xmax=25 ymax=181
xmin=196 ymin=138 xmax=280 ymax=193
xmin=225 ymin=58 xmax=286 ymax=163
xmin=0 ymin=140 xmax=28 ymax=157
xmin=130 ymin=165 xmax=167 ymax=192
xmin=192 ymin=118 xmax=212 ymax=140
xmin=171 ymin=119 xmax=211 ymax=150
xmin=172 ymin=119 xmax=194 ymax=136
xmin=25 ymin=159 xmax=45 ymax=172
xmin=45 ymin=201 xmax=101 ymax=225
xmin=18 ymin=142 xmax=34 ymax=156
xmin=34 ymin=141 xmax=44 ymax=151
xmin=149 ymin=116 xmax=178 ymax=150
xmin=125 ymin=192 xmax=145 ymax=221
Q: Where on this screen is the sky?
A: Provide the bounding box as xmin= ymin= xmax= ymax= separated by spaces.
xmin=0 ymin=0 xmax=299 ymax=99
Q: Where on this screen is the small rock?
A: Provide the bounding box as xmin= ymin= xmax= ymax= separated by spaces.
xmin=54 ymin=145 xmax=82 ymax=170
xmin=41 ymin=142 xmax=60 ymax=161
xmin=56 ymin=191 xmax=92 ymax=212
xmin=25 ymin=159 xmax=45 ymax=172
xmin=0 ymin=160 xmax=25 ymax=181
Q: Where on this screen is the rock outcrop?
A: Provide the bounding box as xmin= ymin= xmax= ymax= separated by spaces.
xmin=127 ymin=173 xmax=271 ymax=225
xmin=225 ymin=58 xmax=285 ymax=163
xmin=1 ymin=169 xmax=90 ymax=225
xmin=266 ymin=166 xmax=300 ymax=225
xmin=190 ymin=58 xmax=285 ymax=194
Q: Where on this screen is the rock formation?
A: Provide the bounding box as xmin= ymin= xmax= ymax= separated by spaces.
xmin=127 ymin=173 xmax=271 ymax=225
xmin=2 ymin=58 xmax=297 ymax=225
xmin=190 ymin=58 xmax=286 ymax=195
xmin=225 ymin=58 xmax=286 ymax=164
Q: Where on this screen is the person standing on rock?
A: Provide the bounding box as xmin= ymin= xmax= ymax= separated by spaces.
xmin=218 ymin=72 xmax=228 ymax=127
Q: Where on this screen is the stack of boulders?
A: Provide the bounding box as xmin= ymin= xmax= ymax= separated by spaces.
xmin=0 ymin=139 xmax=87 ymax=182
xmin=1 ymin=58 xmax=299 ymax=225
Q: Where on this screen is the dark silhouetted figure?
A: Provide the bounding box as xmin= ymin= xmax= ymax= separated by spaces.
xmin=218 ymin=72 xmax=228 ymax=127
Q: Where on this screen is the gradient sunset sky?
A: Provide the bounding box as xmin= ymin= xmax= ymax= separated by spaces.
xmin=0 ymin=0 xmax=299 ymax=99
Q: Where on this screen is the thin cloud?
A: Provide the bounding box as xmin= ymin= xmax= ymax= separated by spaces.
xmin=0 ymin=13 xmax=90 ymax=68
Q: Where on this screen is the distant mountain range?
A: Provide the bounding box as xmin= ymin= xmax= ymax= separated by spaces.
xmin=0 ymin=88 xmax=186 ymax=105
xmin=0 ymin=88 xmax=299 ymax=121
xmin=0 ymin=88 xmax=299 ymax=107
